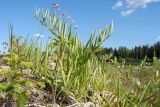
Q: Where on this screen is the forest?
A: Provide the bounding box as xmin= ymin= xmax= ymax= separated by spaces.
xmin=96 ymin=41 xmax=160 ymax=63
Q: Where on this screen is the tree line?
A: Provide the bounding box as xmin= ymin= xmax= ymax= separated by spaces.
xmin=96 ymin=41 xmax=160 ymax=62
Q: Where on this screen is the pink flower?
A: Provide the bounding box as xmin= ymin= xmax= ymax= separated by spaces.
xmin=68 ymin=15 xmax=72 ymax=20
xmin=52 ymin=3 xmax=59 ymax=10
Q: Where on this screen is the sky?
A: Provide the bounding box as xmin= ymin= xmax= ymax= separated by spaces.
xmin=0 ymin=0 xmax=160 ymax=50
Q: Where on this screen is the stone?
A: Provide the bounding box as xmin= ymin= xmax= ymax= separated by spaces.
xmin=47 ymin=103 xmax=60 ymax=107
xmin=67 ymin=102 xmax=84 ymax=107
xmin=0 ymin=65 xmax=10 ymax=72
xmin=83 ymin=102 xmax=95 ymax=107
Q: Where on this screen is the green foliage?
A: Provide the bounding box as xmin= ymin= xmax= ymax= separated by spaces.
xmin=34 ymin=7 xmax=113 ymax=100
xmin=0 ymin=26 xmax=45 ymax=106
xmin=0 ymin=69 xmax=45 ymax=104
xmin=20 ymin=61 xmax=33 ymax=68
xmin=33 ymin=7 xmax=160 ymax=106
xmin=97 ymin=41 xmax=160 ymax=63
xmin=0 ymin=5 xmax=160 ymax=107
xmin=153 ymin=56 xmax=160 ymax=70
xmin=16 ymin=92 xmax=27 ymax=107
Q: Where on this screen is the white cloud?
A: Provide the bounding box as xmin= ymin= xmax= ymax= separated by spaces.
xmin=33 ymin=33 xmax=44 ymax=38
xmin=112 ymin=0 xmax=123 ymax=9
xmin=113 ymin=0 xmax=160 ymax=16
xmin=121 ymin=9 xmax=135 ymax=16
xmin=126 ymin=0 xmax=160 ymax=8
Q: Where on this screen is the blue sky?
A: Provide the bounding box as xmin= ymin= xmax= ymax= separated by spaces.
xmin=0 ymin=0 xmax=160 ymax=50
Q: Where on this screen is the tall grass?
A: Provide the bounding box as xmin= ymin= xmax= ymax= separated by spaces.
xmin=34 ymin=7 xmax=114 ymax=103
xmin=0 ymin=6 xmax=160 ymax=107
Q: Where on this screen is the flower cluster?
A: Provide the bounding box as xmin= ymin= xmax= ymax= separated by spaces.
xmin=52 ymin=3 xmax=79 ymax=30
xmin=52 ymin=3 xmax=59 ymax=10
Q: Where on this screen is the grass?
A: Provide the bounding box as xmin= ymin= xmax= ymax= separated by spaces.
xmin=0 ymin=7 xmax=160 ymax=107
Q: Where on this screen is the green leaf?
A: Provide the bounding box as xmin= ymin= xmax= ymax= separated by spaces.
xmin=2 ymin=57 xmax=11 ymax=62
xmin=20 ymin=61 xmax=33 ymax=68
xmin=16 ymin=93 xmax=27 ymax=107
